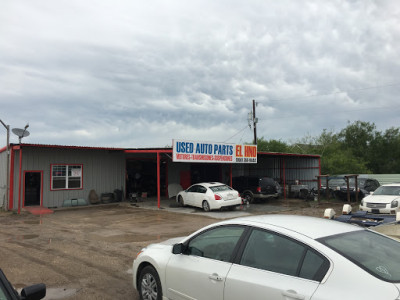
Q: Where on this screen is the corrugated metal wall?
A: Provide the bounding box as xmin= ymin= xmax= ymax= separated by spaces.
xmin=233 ymin=155 xmax=320 ymax=189
xmin=0 ymin=151 xmax=7 ymax=207
xmin=359 ymin=174 xmax=400 ymax=185
xmin=11 ymin=147 xmax=126 ymax=208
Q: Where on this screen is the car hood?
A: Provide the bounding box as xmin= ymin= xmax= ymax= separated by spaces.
xmin=147 ymin=236 xmax=186 ymax=248
xmin=364 ymin=195 xmax=400 ymax=204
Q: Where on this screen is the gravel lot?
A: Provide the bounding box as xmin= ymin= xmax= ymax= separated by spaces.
xmin=0 ymin=199 xmax=349 ymax=299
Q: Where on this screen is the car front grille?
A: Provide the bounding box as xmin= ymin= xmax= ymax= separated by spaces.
xmin=366 ymin=203 xmax=387 ymax=209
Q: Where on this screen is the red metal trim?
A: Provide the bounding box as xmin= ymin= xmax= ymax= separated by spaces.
xmin=165 ymin=161 xmax=169 ymax=198
xmin=9 ymin=147 xmax=15 ymax=210
xmin=124 ymin=149 xmax=173 ymax=154
xmin=23 ymin=170 xmax=44 ymax=207
xmin=318 ymin=157 xmax=322 ymax=189
xmin=50 ymin=164 xmax=83 ymax=191
xmin=157 ymin=152 xmax=160 ymax=208
xmin=18 ymin=148 xmax=22 ymax=214
xmin=17 ymin=143 xmax=124 ymax=151
xmin=0 ymin=146 xmax=6 ymax=153
xmin=229 ymin=164 xmax=232 ymax=187
xmin=257 ymin=151 xmax=320 ymax=158
xmin=283 ymin=158 xmax=286 ymax=199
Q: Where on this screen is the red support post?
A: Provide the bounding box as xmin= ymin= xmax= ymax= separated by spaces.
xmin=157 ymin=152 xmax=160 ymax=209
xmin=18 ymin=147 xmax=23 ymax=214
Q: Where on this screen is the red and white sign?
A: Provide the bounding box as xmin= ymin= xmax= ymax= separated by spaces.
xmin=173 ymin=139 xmax=257 ymax=163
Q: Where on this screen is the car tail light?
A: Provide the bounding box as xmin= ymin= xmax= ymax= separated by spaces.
xmin=256 ymin=187 xmax=261 ymax=193
xmin=214 ymin=194 xmax=222 ymax=200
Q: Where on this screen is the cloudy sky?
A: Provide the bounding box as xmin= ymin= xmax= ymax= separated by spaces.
xmin=1 ymin=0 xmax=399 ymax=148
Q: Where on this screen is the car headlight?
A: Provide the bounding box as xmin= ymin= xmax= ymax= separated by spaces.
xmin=391 ymin=200 xmax=399 ymax=208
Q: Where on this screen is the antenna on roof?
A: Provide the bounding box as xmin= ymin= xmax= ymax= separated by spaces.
xmin=12 ymin=123 xmax=30 ymax=144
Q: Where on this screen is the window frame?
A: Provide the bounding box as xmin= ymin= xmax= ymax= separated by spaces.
xmin=234 ymin=227 xmax=330 ymax=282
xmin=50 ymin=164 xmax=83 ymax=191
xmin=183 ymin=225 xmax=249 ymax=263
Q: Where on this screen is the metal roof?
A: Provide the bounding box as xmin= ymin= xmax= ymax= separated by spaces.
xmin=3 ymin=143 xmax=320 ymax=158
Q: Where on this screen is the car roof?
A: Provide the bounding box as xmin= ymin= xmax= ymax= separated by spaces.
xmin=219 ymin=214 xmax=363 ymax=240
xmin=197 ymin=182 xmax=227 ymax=187
xmin=381 ymin=183 xmax=400 ymax=187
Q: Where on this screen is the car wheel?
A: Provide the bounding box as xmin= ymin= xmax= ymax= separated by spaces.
xmin=243 ymin=192 xmax=254 ymax=204
xmin=138 ymin=266 xmax=162 ymax=300
xmin=202 ymin=200 xmax=210 ymax=212
xmin=177 ymin=195 xmax=185 ymax=207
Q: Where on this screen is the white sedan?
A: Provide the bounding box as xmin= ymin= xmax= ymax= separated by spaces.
xmin=133 ymin=215 xmax=400 ymax=300
xmin=176 ymin=182 xmax=242 ymax=212
xmin=360 ymin=183 xmax=400 ymax=214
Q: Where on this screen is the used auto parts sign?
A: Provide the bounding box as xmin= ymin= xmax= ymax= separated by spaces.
xmin=173 ymin=139 xmax=257 ymax=163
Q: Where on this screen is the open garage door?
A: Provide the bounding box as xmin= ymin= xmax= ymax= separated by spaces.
xmin=190 ymin=163 xmax=221 ymax=184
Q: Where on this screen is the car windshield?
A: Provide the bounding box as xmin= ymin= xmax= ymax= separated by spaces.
xmin=209 ymin=185 xmax=232 ymax=192
xmin=260 ymin=178 xmax=275 ymax=187
xmin=318 ymin=230 xmax=400 ymax=282
xmin=328 ymin=178 xmax=346 ymax=186
xmin=373 ymin=186 xmax=400 ymax=196
xmin=348 ymin=178 xmax=366 ymax=186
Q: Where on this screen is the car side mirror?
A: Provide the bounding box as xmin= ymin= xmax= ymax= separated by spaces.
xmin=370 ymin=191 xmax=374 ymax=195
xmin=21 ymin=283 xmax=46 ymax=300
xmin=172 ymin=243 xmax=184 ymax=254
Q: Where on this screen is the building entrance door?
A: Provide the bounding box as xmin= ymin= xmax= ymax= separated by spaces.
xmin=24 ymin=172 xmax=42 ymax=206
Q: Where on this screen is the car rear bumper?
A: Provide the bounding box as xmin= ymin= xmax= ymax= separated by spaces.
xmin=211 ymin=198 xmax=242 ymax=209
xmin=254 ymin=193 xmax=279 ymax=199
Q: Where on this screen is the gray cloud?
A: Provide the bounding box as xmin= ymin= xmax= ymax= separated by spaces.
xmin=0 ymin=0 xmax=399 ymax=147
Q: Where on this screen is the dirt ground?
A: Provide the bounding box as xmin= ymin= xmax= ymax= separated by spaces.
xmin=0 ymin=199 xmax=347 ymax=300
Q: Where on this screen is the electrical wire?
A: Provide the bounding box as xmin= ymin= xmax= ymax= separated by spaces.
xmin=223 ymin=125 xmax=249 ymax=143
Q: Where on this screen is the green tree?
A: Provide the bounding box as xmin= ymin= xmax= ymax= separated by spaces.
xmin=338 ymin=121 xmax=376 ymax=162
xmin=369 ymin=127 xmax=400 ymax=173
xmin=257 ymin=137 xmax=290 ymax=153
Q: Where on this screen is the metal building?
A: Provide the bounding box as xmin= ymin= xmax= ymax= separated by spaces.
xmin=0 ymin=144 xmax=320 ymax=211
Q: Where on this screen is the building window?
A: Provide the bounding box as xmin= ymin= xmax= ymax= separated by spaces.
xmin=51 ymin=164 xmax=83 ymax=190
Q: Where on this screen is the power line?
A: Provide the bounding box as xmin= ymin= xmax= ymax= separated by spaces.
xmin=223 ymin=125 xmax=249 ymax=143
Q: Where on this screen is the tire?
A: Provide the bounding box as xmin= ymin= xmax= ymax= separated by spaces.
xmin=177 ymin=195 xmax=185 ymax=207
xmin=138 ymin=266 xmax=162 ymax=300
xmin=243 ymin=192 xmax=254 ymax=204
xmin=202 ymin=200 xmax=210 ymax=212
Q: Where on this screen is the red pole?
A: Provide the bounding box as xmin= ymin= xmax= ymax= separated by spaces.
xmin=9 ymin=146 xmax=16 ymax=210
xmin=283 ymin=158 xmax=286 ymax=200
xmin=18 ymin=147 xmax=22 ymax=214
xmin=229 ymin=164 xmax=232 ymax=187
xmin=157 ymin=152 xmax=160 ymax=209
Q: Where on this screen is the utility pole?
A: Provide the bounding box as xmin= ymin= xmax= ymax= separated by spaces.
xmin=252 ymin=99 xmax=257 ymax=145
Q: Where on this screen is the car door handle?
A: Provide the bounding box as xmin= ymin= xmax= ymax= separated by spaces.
xmin=208 ymin=273 xmax=223 ymax=281
xmin=282 ymin=290 xmax=305 ymax=300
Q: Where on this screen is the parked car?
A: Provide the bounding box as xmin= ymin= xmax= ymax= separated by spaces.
xmin=0 ymin=269 xmax=46 ymax=300
xmin=232 ymin=176 xmax=279 ymax=203
xmin=176 ymin=182 xmax=242 ymax=211
xmin=359 ymin=183 xmax=400 ymax=214
xmin=319 ymin=176 xmax=346 ymax=198
xmin=133 ymin=214 xmax=400 ymax=300
xmin=334 ymin=177 xmax=380 ymax=200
